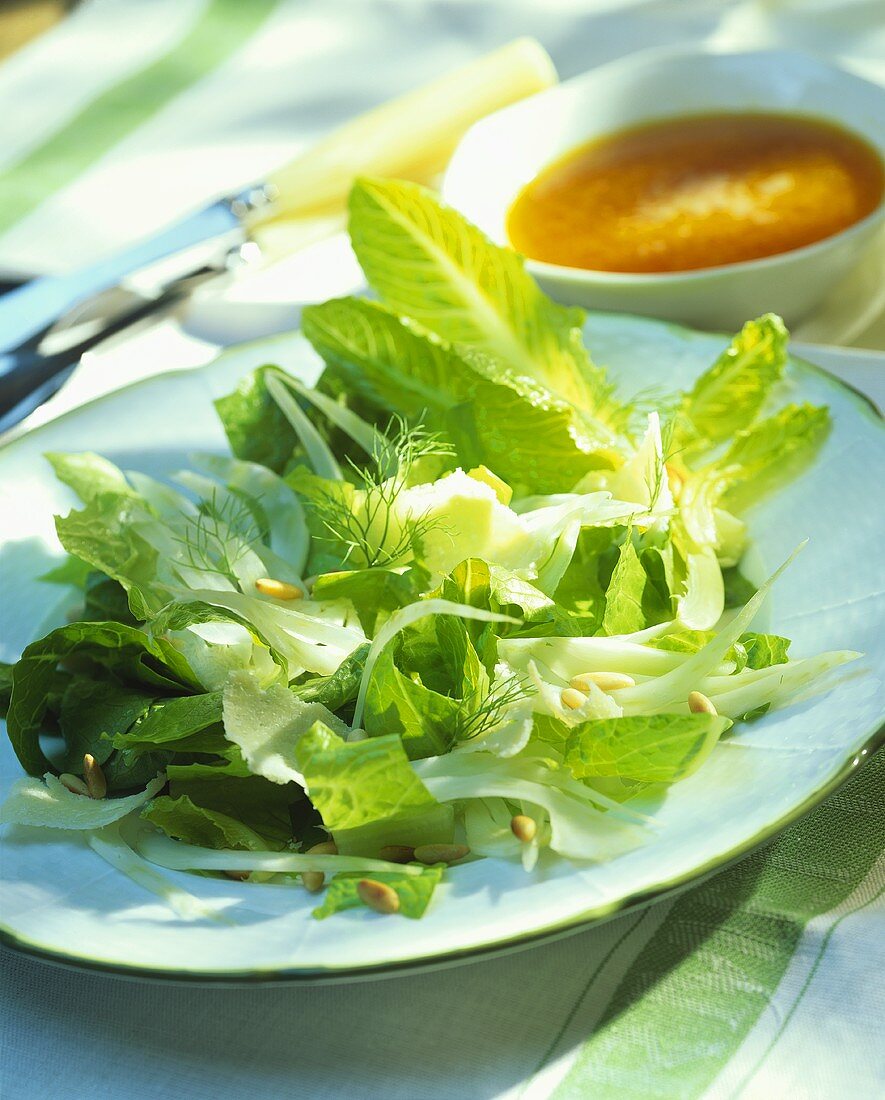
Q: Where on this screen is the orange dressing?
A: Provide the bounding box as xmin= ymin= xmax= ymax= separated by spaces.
xmin=506 ymin=112 xmax=884 ymax=273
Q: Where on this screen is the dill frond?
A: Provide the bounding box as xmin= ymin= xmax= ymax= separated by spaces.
xmin=313 ymin=418 xmax=454 ymax=569
xmin=171 ymin=489 xmax=264 ymax=586
xmin=455 ymin=674 xmax=535 ymax=743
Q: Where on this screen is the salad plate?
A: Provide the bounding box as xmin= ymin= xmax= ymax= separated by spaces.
xmin=1 ymin=185 xmax=883 ymax=983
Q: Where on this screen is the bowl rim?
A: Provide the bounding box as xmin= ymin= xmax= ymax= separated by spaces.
xmin=442 ymin=43 xmax=885 ymax=288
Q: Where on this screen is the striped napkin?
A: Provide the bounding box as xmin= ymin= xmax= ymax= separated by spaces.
xmin=0 ymin=4 xmax=883 ymax=1100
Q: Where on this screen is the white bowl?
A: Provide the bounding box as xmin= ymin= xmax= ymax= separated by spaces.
xmin=442 ymin=47 xmax=885 ymax=332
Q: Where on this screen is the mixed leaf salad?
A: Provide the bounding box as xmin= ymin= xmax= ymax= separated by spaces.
xmin=0 ymin=179 xmax=859 ymax=921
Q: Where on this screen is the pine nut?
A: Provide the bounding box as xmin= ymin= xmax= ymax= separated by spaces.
xmin=560 ymin=687 xmax=587 ymax=710
xmin=413 ymin=843 xmax=470 ymax=865
xmin=255 ymin=577 xmax=303 ymax=600
xmin=307 ymin=840 xmax=338 ymax=856
xmin=688 ymin=690 xmax=718 ymax=716
xmin=378 ymin=845 xmax=415 ymax=864
xmin=510 ymin=815 xmax=537 ymax=843
xmin=357 ymin=879 xmax=400 ymax=914
xmin=59 ymin=773 xmax=89 ymax=797
xmin=83 ymin=753 xmax=107 ymax=799
xmin=302 ymin=871 xmax=325 ymax=893
xmin=300 ymin=840 xmax=338 ymax=891
xmin=570 ymin=671 xmax=635 ymax=693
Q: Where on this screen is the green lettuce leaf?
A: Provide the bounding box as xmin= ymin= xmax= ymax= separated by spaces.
xmin=0 ymin=662 xmax=13 ymax=718
xmin=6 ymin=621 xmax=199 ymax=776
xmin=601 ymin=535 xmax=672 ymax=636
xmin=82 ymin=573 xmax=138 ymax=624
xmin=675 ymin=314 xmax=788 ymax=453
xmin=363 ymin=643 xmax=462 ymax=759
xmin=292 ymin=643 xmax=369 ymax=711
xmin=165 ymin=765 xmax=302 ymax=847
xmin=214 ymin=365 xmax=299 ymax=474
xmin=312 ymin=864 xmax=444 ymax=920
xmin=141 ymin=794 xmax=275 ymax=851
xmin=110 ymin=691 xmax=224 ymax=756
xmin=348 ymin=177 xmax=615 ymax=413
xmin=564 ymin=713 xmax=731 ymax=783
xmin=57 ymin=678 xmax=155 ymax=770
xmin=740 ymin=632 xmax=791 ymax=669
xmin=311 ymin=566 xmax=426 ymax=635
xmin=306 ymin=296 xmax=622 ymax=492
xmin=39 ymin=555 xmax=93 ymax=588
xmin=55 ymin=491 xmax=160 ymax=614
xmin=45 ymin=451 xmax=136 ymax=503
xmin=678 ymin=404 xmax=830 ymax=556
xmin=720 ymin=403 xmax=831 ymax=512
xmin=293 ymin=721 xmax=438 ymax=833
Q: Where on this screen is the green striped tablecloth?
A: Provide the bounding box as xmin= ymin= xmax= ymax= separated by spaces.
xmin=0 ymin=3 xmax=882 ymax=1098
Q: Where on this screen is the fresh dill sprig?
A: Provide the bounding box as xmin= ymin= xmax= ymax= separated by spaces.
xmin=455 ymin=674 xmax=535 ymax=743
xmin=313 ymin=418 xmax=454 ymax=569
xmin=172 ymin=489 xmax=263 ymax=586
xmin=646 ymin=416 xmax=680 ymax=512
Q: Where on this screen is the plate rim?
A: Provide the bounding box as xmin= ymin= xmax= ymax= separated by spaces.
xmin=1 ymin=315 xmax=883 ymax=983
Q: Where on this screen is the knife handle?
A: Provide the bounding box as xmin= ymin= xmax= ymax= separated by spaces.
xmin=251 ymin=37 xmax=557 ymax=226
xmin=0 ymin=199 xmax=242 ymax=359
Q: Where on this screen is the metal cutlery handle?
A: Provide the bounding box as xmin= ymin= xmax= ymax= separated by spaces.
xmin=0 ymin=197 xmax=248 ymax=361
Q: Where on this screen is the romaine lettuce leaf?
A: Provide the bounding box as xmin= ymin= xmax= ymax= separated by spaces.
xmin=142 ymin=794 xmax=275 ymax=851
xmin=674 ymin=314 xmax=788 ymax=453
xmin=214 ymin=365 xmax=299 ymax=474
xmin=46 ymin=450 xmax=137 ymax=503
xmin=348 ymin=177 xmax=614 ymax=416
xmin=6 ymin=620 xmax=199 ymax=776
xmin=312 ymin=864 xmax=444 ymax=920
xmin=293 ymin=721 xmax=438 ymax=833
xmin=564 ymin=713 xmax=730 ymax=783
